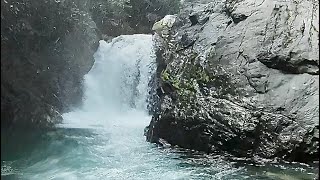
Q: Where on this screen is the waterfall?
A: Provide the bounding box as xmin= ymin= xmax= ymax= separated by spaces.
xmin=60 ymin=34 xmax=156 ymax=129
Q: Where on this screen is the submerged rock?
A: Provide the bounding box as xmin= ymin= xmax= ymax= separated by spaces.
xmin=265 ymin=172 xmax=316 ymax=180
xmin=147 ymin=0 xmax=319 ymax=163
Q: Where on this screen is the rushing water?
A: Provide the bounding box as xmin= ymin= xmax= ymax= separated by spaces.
xmin=1 ymin=34 xmax=318 ymax=180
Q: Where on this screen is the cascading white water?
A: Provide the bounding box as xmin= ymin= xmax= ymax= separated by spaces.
xmin=61 ymin=34 xmax=156 ymax=129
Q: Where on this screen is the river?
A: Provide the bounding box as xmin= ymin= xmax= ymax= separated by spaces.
xmin=1 ymin=34 xmax=317 ymax=180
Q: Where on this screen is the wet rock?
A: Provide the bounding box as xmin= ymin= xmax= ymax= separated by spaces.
xmin=147 ymin=0 xmax=319 ymax=163
xmin=158 ymin=138 xmax=171 ymax=148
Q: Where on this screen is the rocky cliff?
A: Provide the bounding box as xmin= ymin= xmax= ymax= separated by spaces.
xmin=146 ymin=0 xmax=319 ymax=163
xmin=1 ymin=0 xmax=180 ymax=130
xmin=1 ymin=0 xmax=100 ymax=129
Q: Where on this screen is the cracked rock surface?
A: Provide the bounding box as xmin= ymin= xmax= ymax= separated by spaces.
xmin=146 ymin=0 xmax=319 ymax=163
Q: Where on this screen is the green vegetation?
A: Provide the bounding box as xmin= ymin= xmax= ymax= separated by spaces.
xmin=160 ymin=56 xmax=213 ymax=102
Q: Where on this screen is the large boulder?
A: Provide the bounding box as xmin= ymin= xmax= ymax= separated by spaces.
xmin=146 ymin=0 xmax=319 ymax=163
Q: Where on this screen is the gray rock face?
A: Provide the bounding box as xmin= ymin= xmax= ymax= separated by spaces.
xmin=146 ymin=0 xmax=319 ymax=163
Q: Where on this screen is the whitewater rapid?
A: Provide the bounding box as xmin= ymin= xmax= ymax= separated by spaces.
xmin=61 ymin=34 xmax=156 ymax=129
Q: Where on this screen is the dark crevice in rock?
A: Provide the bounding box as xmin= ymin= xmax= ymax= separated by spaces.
xmin=230 ymin=13 xmax=248 ymax=24
xmin=257 ymin=53 xmax=319 ymax=75
xmin=223 ymin=1 xmax=248 ymax=24
xmin=189 ymin=14 xmax=198 ymax=26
